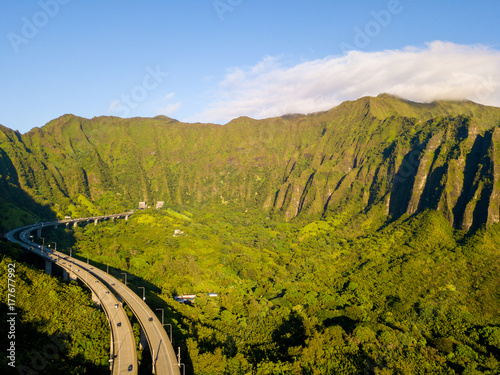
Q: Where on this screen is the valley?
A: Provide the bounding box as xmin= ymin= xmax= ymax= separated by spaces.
xmin=1 ymin=95 xmax=500 ymax=374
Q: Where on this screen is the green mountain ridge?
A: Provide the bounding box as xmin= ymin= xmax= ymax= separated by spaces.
xmin=3 ymin=95 xmax=500 ymax=374
xmin=1 ymin=94 xmax=500 ymax=231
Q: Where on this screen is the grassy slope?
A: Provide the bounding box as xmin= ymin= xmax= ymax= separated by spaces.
xmin=0 ymin=244 xmax=110 ymax=374
xmin=1 ymin=95 xmax=500 ymax=229
xmin=43 ymin=206 xmax=500 ymax=374
xmin=2 ymin=96 xmax=500 ymax=373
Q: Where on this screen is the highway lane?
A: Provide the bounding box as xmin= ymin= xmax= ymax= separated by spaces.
xmin=6 ymin=224 xmax=139 ymax=375
xmin=13 ymin=214 xmax=180 ymax=375
xmin=59 ymin=258 xmax=138 ymax=375
xmin=82 ymin=263 xmax=180 ymax=374
xmin=58 ymin=250 xmax=180 ymax=374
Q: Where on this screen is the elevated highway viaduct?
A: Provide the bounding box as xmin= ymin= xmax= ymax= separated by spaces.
xmin=6 ymin=224 xmax=138 ymax=375
xmin=7 ymin=213 xmax=180 ymax=374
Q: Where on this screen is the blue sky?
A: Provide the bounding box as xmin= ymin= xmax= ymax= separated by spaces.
xmin=1 ymin=0 xmax=500 ymax=133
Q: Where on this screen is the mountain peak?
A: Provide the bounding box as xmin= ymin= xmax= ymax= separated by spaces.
xmin=337 ymin=94 xmax=500 ymax=129
xmin=1 ymin=95 xmax=500 ymax=230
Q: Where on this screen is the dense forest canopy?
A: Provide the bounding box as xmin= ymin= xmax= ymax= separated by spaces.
xmin=36 ymin=206 xmax=500 ymax=374
xmin=1 ymin=94 xmax=500 ymax=231
xmin=1 ymin=94 xmax=500 ymax=374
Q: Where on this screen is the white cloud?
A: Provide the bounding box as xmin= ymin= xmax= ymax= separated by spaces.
xmin=158 ymin=102 xmax=181 ymax=116
xmin=156 ymin=92 xmax=181 ymax=116
xmin=108 ymin=99 xmax=124 ymax=113
xmin=162 ymin=92 xmax=176 ymax=101
xmin=192 ymin=41 xmax=500 ymax=124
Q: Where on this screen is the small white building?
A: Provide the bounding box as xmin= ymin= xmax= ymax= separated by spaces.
xmin=156 ymin=201 xmax=164 ymax=209
xmin=173 ymin=229 xmax=184 ymax=237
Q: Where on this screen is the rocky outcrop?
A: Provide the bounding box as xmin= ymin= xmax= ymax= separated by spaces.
xmin=269 ymin=113 xmax=500 ymax=230
xmin=1 ymin=96 xmax=500 ymax=230
xmin=388 ymin=116 xmax=498 ymax=230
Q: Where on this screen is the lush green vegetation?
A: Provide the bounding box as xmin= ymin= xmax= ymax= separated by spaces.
xmin=0 ymin=244 xmax=110 ymax=374
xmin=1 ymin=95 xmax=500 ymax=232
xmin=43 ymin=206 xmax=500 ymax=374
xmin=2 ymin=95 xmax=500 ymax=374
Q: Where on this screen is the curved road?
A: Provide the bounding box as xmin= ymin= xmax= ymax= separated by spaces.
xmin=7 ymin=225 xmax=138 ymax=375
xmin=83 ymin=262 xmax=179 ymax=374
xmin=57 ymin=257 xmax=138 ymax=374
xmin=7 ymin=214 xmax=180 ymax=375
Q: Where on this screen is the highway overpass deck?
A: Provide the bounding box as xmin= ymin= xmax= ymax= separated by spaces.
xmin=6 ymin=225 xmax=138 ymax=375
xmin=8 ymin=213 xmax=180 ymax=375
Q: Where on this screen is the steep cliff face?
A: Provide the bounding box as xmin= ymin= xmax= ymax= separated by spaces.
xmin=1 ymin=95 xmax=499 ymax=229
xmin=265 ymin=101 xmax=500 ymax=230
xmin=388 ymin=116 xmax=497 ymax=230
xmin=0 ymin=125 xmax=55 ymax=227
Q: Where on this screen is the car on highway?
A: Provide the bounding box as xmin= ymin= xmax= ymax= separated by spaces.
xmin=128 ymin=364 xmax=133 ymax=372
xmin=117 ymin=322 xmax=121 ymax=327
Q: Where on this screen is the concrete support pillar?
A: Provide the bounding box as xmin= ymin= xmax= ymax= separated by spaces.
xmin=92 ymin=290 xmax=101 ymax=306
xmin=62 ymin=269 xmax=69 ymax=281
xmin=44 ymin=259 xmax=52 ymax=276
xmin=54 ymin=224 xmax=58 ymax=230
xmin=73 ymin=222 xmax=78 ymax=228
xmin=94 ymin=219 xmax=99 ymax=226
xmin=65 ymin=222 xmax=69 ymax=228
xmin=139 ymin=326 xmax=149 ymax=350
xmin=125 ymin=215 xmax=129 ymax=221
xmin=37 ymin=228 xmax=42 ymax=238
